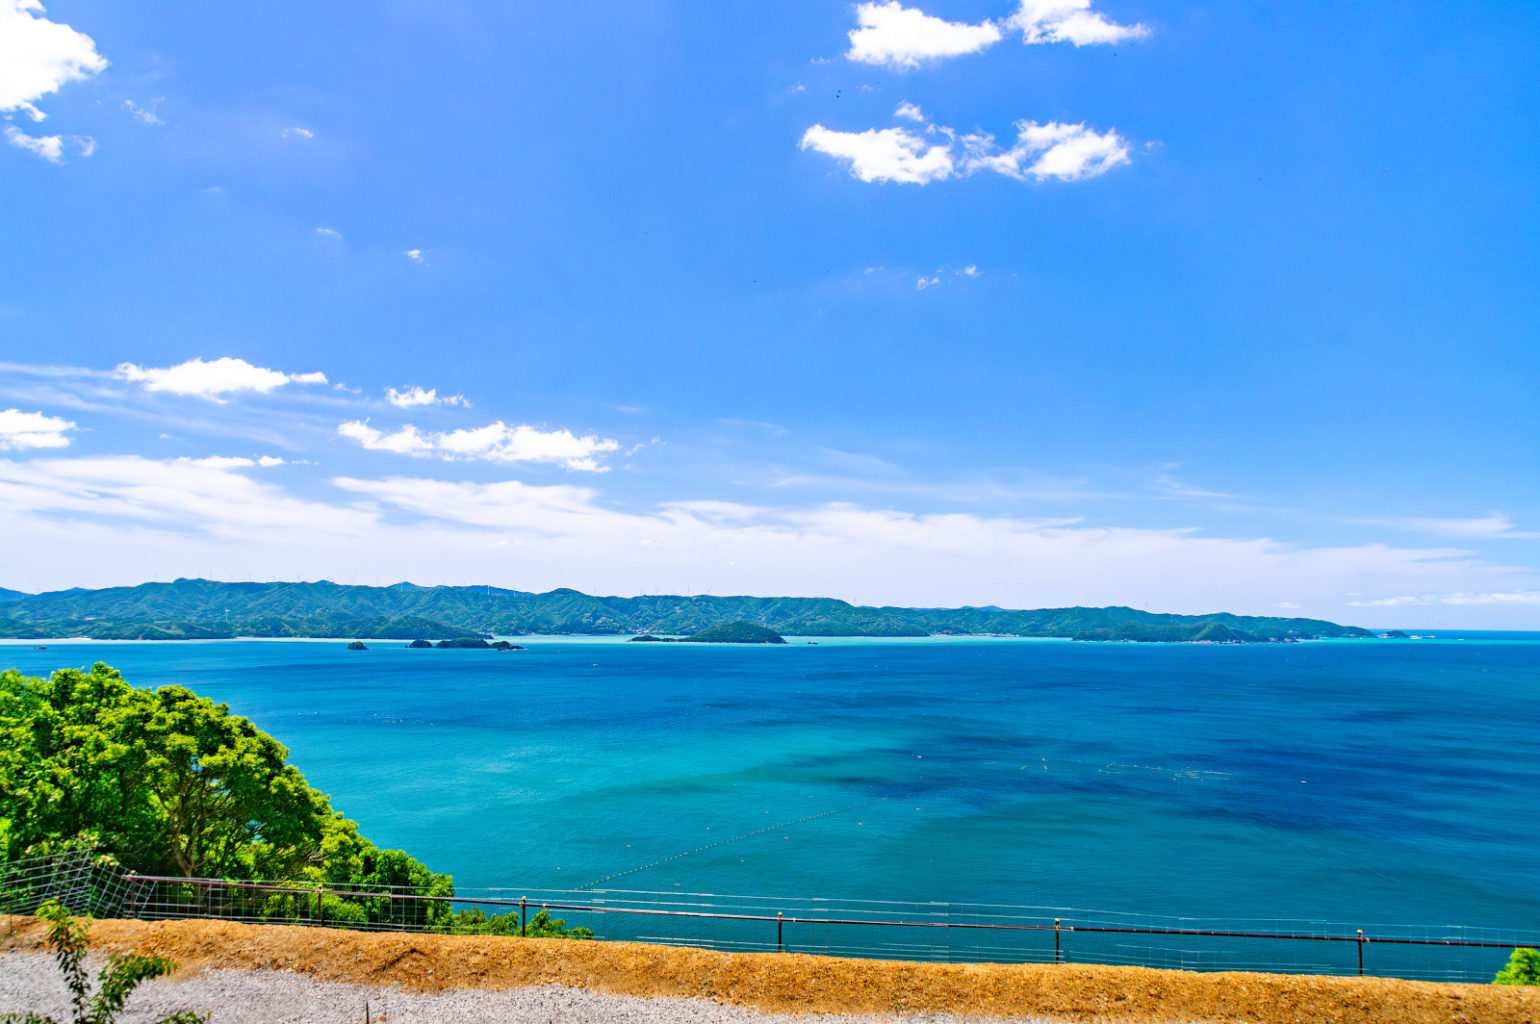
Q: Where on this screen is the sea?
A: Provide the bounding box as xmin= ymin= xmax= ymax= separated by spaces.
xmin=3 ymin=633 xmax=1537 ymax=977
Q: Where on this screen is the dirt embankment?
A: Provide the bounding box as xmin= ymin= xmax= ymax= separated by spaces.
xmin=2 ymin=916 xmax=1535 ymax=1024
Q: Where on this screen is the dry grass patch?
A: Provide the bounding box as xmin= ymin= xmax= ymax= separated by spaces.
xmin=2 ymin=916 xmax=1536 ymax=1023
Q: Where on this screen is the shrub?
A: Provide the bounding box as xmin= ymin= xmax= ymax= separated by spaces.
xmin=1494 ymin=947 xmax=1540 ymax=985
xmin=0 ymin=901 xmax=207 ymax=1024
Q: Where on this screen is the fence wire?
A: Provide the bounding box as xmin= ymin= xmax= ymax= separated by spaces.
xmin=2 ymin=854 xmax=1533 ymax=983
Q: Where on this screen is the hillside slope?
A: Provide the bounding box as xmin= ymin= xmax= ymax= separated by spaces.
xmin=0 ymin=579 xmax=1375 ymax=642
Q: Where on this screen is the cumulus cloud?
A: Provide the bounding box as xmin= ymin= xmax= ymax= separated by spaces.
xmin=115 ymin=357 xmax=330 ymax=402
xmin=386 ymin=385 xmax=468 ymax=409
xmin=4 ymin=124 xmax=92 ymax=162
xmin=1007 ymin=0 xmax=1148 ymax=45
xmin=338 ymin=420 xmax=619 ymax=471
xmin=337 ymin=421 xmax=432 ymax=456
xmin=404 ymin=248 xmax=426 ymax=264
xmin=0 ymin=0 xmax=107 ymax=122
xmin=847 ymin=2 xmax=1002 ymax=68
xmin=315 ymin=226 xmax=340 ymax=238
xmin=894 ymin=101 xmax=926 ymax=123
xmin=804 ymin=113 xmax=1130 ymax=184
xmin=282 ymin=126 xmax=314 ymax=139
xmin=800 ymin=125 xmax=955 ymax=184
xmin=0 ymin=408 xmax=74 ymax=449
xmin=843 ymin=0 xmax=1145 ymax=68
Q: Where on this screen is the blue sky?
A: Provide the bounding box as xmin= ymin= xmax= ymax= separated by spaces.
xmin=1 ymin=0 xmax=1537 ymax=626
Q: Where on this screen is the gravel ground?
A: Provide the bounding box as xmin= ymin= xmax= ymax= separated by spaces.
xmin=0 ymin=952 xmax=1077 ymax=1024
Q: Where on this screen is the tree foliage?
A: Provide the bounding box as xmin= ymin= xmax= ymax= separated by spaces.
xmin=1495 ymin=947 xmax=1540 ymax=985
xmin=0 ymin=664 xmax=594 ymax=940
xmin=0 ymin=664 xmax=446 ymax=890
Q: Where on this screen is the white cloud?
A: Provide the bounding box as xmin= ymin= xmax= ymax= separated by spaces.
xmin=843 ymin=0 xmax=1144 ymax=69
xmin=800 ymin=124 xmax=955 ymax=184
xmin=0 ymin=408 xmax=74 ymax=449
xmin=282 ymin=126 xmax=314 ymax=139
xmin=916 ymin=275 xmax=940 ymax=290
xmin=5 ymin=124 xmax=61 ymax=161
xmin=338 ymin=419 xmax=621 ymax=471
xmin=958 ymin=265 xmax=979 ymax=277
xmin=0 ymin=454 xmax=372 ymax=539
xmin=256 ymin=455 xmax=285 ymax=467
xmin=805 ymin=116 xmax=1130 ymax=185
xmin=115 ymin=357 xmax=330 ymax=402
xmin=847 ymin=1 xmax=1003 ymax=68
xmin=1366 ymin=513 xmax=1540 ymax=540
xmin=0 ymin=0 xmax=107 ymax=122
xmin=1007 ymin=0 xmax=1148 ymax=46
xmin=405 ymin=248 xmax=426 ymax=264
xmin=4 ymin=124 xmax=92 ymax=162
xmin=123 ymin=99 xmax=162 ymax=125
xmin=960 ymin=120 xmax=1131 ymax=181
xmin=315 ymin=226 xmax=340 ymax=238
xmin=386 ymin=385 xmax=467 ymax=409
xmin=3 ymin=453 xmax=1538 ymax=626
xmin=183 ymin=456 xmax=256 ymax=470
xmin=1348 ymin=591 xmax=1540 ymax=608
xmin=337 ymin=421 xmax=433 ymax=456
xmin=894 ymin=101 xmax=926 ymax=123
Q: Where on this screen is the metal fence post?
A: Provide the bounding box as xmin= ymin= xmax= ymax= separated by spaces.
xmin=1358 ymin=930 xmax=1365 ymax=976
xmin=520 ymin=897 xmax=527 ymax=938
xmin=123 ymin=872 xmax=140 ymax=919
xmin=777 ymin=911 xmax=783 ymax=953
xmin=1055 ymin=919 xmax=1061 ymax=964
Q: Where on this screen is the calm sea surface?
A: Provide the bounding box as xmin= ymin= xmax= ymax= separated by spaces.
xmin=4 ymin=635 xmax=1537 ymax=941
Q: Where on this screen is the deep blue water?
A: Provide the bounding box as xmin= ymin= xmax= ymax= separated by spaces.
xmin=3 ymin=634 xmax=1537 ymax=971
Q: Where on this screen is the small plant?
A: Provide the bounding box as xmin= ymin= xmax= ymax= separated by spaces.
xmin=1495 ymin=947 xmax=1540 ymax=985
xmin=0 ymin=901 xmax=207 ymax=1024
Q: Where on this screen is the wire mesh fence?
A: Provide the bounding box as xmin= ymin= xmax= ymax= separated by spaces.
xmin=2 ymin=853 xmax=1533 ymax=983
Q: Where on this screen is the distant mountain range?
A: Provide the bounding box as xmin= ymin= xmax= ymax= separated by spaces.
xmin=0 ymin=579 xmax=1377 ymax=643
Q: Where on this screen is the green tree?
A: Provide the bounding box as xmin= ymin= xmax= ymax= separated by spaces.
xmin=1495 ymin=947 xmax=1540 ymax=985
xmin=0 ymin=900 xmax=206 ymax=1024
xmin=0 ymin=665 xmax=447 ymax=909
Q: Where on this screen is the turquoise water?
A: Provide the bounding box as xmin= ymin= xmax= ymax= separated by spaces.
xmin=4 ymin=634 xmax=1537 ymax=970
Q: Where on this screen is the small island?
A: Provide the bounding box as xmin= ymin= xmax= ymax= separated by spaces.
xmin=406 ymin=639 xmax=434 ymax=648
xmin=346 ymin=640 xmax=368 ymax=651
xmin=631 ymin=621 xmax=786 ymax=644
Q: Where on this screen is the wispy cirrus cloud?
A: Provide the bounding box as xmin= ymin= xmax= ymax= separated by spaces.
xmin=1348 ymin=591 xmax=1540 ymax=608
xmin=123 ymin=99 xmax=163 ymax=125
xmin=845 ymin=0 xmax=1146 ymax=69
xmin=1362 ymin=513 xmax=1540 ymax=541
xmin=338 ymin=419 xmax=620 ymax=471
xmin=116 ymin=357 xmax=329 ymax=402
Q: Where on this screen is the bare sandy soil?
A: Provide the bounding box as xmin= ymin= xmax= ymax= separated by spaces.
xmin=1 ymin=916 xmax=1534 ymax=1024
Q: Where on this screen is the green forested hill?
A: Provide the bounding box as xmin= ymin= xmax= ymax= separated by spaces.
xmin=0 ymin=578 xmax=1375 ymax=642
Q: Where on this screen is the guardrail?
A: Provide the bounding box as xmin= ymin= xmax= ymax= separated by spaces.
xmin=3 ymin=853 xmax=1534 ymax=983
